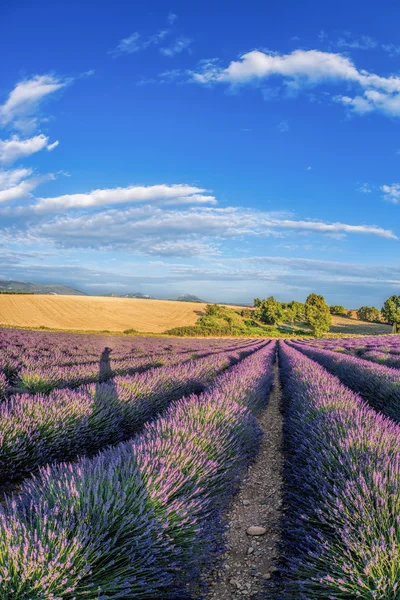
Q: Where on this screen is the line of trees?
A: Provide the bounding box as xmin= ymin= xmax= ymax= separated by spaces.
xmin=254 ymin=293 xmax=332 ymax=336
xmin=253 ymin=293 xmax=400 ymax=335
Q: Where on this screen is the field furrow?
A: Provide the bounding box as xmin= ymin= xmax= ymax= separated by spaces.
xmin=278 ymin=340 xmax=400 ymax=598
xmin=291 ymin=339 xmax=400 ymax=423
xmin=0 ymin=341 xmax=276 ymax=599
xmin=0 ymin=340 xmax=266 ymax=486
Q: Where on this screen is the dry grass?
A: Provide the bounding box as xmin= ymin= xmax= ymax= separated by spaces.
xmin=330 ymin=315 xmax=392 ymax=335
xmin=0 ymin=295 xmax=245 ymax=334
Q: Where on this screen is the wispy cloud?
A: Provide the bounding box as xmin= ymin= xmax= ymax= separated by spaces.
xmin=111 ymin=13 xmax=191 ymax=58
xmin=160 ymin=36 xmax=192 ymax=57
xmin=336 ymin=33 xmax=377 ymax=50
xmin=0 ymin=134 xmax=59 ymax=164
xmin=0 ymin=74 xmax=68 ymax=132
xmin=277 ymin=119 xmax=289 ymax=132
xmin=110 ymin=30 xmax=169 ymax=56
xmin=381 ymin=183 xmax=400 ymax=204
xmin=167 ymin=12 xmax=177 ymax=25
xmin=0 ymin=169 xmax=54 ymax=204
xmin=32 ymin=184 xmax=217 ymax=213
xmin=358 ymin=183 xmax=372 ymax=193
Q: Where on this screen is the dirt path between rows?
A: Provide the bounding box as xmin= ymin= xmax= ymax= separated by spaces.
xmin=205 ymin=357 xmax=283 ymax=599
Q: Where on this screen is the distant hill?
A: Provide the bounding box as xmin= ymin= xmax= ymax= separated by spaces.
xmin=0 ymin=280 xmax=86 ymax=296
xmin=176 ymin=294 xmax=205 ymax=303
xmin=106 ymin=292 xmax=154 ymax=299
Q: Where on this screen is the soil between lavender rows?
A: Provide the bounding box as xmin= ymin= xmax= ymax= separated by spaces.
xmin=204 ymin=358 xmax=284 ymax=599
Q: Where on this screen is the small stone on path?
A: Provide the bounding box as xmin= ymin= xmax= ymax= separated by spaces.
xmin=246 ymin=525 xmax=266 ymax=536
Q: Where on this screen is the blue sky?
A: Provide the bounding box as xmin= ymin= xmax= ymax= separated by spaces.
xmin=1 ymin=0 xmax=400 ymax=306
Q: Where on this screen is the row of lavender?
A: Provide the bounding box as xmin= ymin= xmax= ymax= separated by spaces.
xmin=304 ymin=333 xmax=400 ymax=369
xmin=278 ymin=340 xmax=400 ymax=598
xmin=0 ymin=339 xmax=266 ymax=486
xmin=0 ymin=341 xmax=276 ymax=599
xmin=290 ymin=339 xmax=400 ymax=424
xmin=0 ymin=328 xmax=256 ymax=396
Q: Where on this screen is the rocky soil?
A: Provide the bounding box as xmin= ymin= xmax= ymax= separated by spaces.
xmin=204 ymin=359 xmax=283 ymax=599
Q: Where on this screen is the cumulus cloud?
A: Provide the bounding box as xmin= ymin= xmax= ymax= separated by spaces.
xmin=381 ymin=183 xmax=400 ymax=204
xmin=0 ymin=75 xmax=68 ymax=131
xmin=32 ymin=184 xmax=217 ymax=213
xmin=0 ymin=134 xmax=59 ymax=164
xmin=192 ymin=48 xmax=400 ymax=117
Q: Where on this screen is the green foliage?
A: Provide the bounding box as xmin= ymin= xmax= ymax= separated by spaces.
xmin=330 ymin=305 xmax=346 ymax=316
xmin=0 ymin=291 xmax=34 ymax=295
xmin=253 ymin=298 xmax=262 ymax=307
xmin=356 ymin=306 xmax=382 ymax=323
xmin=123 ymin=329 xmax=138 ymax=335
xmin=205 ymin=304 xmax=221 ymax=317
xmin=382 ymin=295 xmax=400 ymax=333
xmin=255 ymin=296 xmax=284 ymax=326
xmin=305 ymin=293 xmax=331 ymax=336
xmin=283 ymin=300 xmax=306 ymax=325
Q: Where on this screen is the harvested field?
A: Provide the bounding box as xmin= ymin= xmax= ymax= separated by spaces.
xmin=0 ymin=294 xmax=243 ymax=333
xmin=330 ymin=314 xmax=392 ymax=335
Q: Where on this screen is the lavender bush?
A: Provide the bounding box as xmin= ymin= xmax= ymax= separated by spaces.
xmin=0 ymin=340 xmax=265 ymax=485
xmin=279 ymin=340 xmax=400 ymax=599
xmin=291 ymin=340 xmax=400 ymax=423
xmin=0 ymin=341 xmax=276 ymax=598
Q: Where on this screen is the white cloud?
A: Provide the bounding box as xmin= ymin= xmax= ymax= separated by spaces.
xmin=160 ymin=36 xmax=192 ymax=57
xmin=167 ymin=12 xmax=177 ymax=25
xmin=193 ymin=48 xmax=400 ymax=117
xmin=0 ymin=167 xmax=33 ymax=189
xmin=20 ymin=202 xmax=398 ymax=261
xmin=381 ymin=183 xmax=400 ymax=204
xmin=0 ymin=75 xmax=68 ymax=131
xmin=358 ymin=183 xmax=372 ymax=193
xmin=262 ymin=218 xmax=397 ymax=239
xmin=277 ymin=119 xmax=289 ymax=132
xmin=32 ymin=184 xmax=217 ymax=213
xmin=0 ymin=134 xmax=59 ymax=164
xmin=336 ymin=34 xmax=377 ymax=50
xmin=0 ymin=172 xmax=54 ymax=204
xmin=382 ymin=44 xmax=400 ymax=57
xmin=111 ymin=30 xmax=169 ymax=56
xmin=47 ymin=140 xmax=59 ymax=151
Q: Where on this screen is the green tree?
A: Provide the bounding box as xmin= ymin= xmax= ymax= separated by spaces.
xmin=382 ymin=296 xmax=400 ymax=333
xmin=255 ymin=296 xmax=284 ymax=326
xmin=305 ymin=293 xmax=331 ymax=336
xmin=356 ymin=306 xmax=381 ymax=323
xmin=253 ymin=298 xmax=262 ymax=307
xmin=291 ymin=301 xmax=306 ymax=322
xmin=330 ymin=305 xmax=346 ymax=316
xmin=205 ymin=303 xmax=220 ymax=317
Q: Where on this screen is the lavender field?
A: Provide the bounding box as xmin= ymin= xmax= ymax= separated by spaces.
xmin=1 ymin=328 xmax=400 ymax=598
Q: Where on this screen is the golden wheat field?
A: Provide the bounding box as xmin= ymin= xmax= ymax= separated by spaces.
xmin=0 ymin=294 xmax=228 ymax=333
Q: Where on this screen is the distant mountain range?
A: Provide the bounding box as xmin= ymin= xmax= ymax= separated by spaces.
xmin=0 ymin=280 xmax=206 ymax=302
xmin=176 ymin=294 xmax=204 ymax=303
xmin=105 ymin=293 xmax=154 ymax=299
xmin=0 ymin=280 xmax=87 ymax=295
